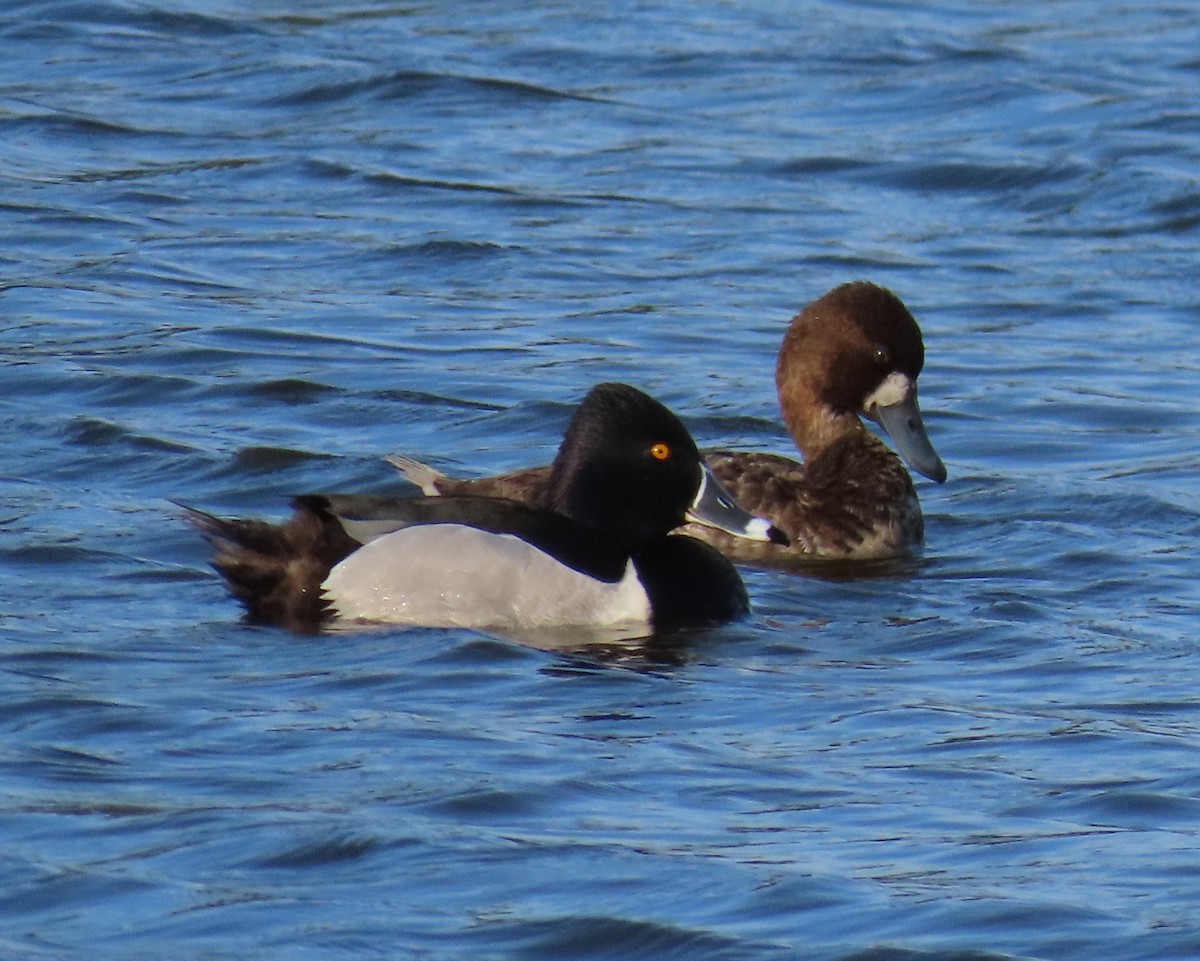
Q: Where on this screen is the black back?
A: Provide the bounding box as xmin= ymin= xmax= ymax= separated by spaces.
xmin=313 ymin=494 xmax=630 ymax=583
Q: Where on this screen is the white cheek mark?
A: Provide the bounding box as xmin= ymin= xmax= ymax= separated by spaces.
xmin=864 ymin=371 xmax=912 ymax=411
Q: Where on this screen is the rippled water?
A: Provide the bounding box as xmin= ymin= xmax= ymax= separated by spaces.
xmin=3 ymin=2 xmax=1200 ymax=959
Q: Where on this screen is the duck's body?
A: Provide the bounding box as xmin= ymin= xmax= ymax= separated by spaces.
xmin=189 ymin=384 xmax=783 ymax=634
xmin=390 ymin=282 xmax=946 ymax=565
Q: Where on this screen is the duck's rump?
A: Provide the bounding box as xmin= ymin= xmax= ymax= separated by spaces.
xmin=185 ymin=499 xmax=358 ymax=633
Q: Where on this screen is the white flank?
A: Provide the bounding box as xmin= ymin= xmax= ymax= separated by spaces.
xmin=322 ymin=524 xmax=652 ymax=630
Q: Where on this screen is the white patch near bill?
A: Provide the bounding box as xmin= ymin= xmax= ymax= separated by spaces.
xmin=322 ymin=524 xmax=652 ymax=630
xmin=863 ymin=371 xmax=911 ymax=411
xmin=744 ymin=516 xmax=777 ymax=542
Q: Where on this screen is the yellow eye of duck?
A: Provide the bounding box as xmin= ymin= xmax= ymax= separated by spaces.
xmin=650 ymin=442 xmax=671 ymax=461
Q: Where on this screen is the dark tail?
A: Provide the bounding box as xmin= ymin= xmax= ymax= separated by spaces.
xmin=182 ymin=497 xmax=360 ymax=634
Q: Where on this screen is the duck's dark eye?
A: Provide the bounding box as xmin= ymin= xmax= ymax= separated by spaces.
xmin=874 ymin=345 xmax=891 ymax=367
xmin=650 ymin=442 xmax=671 ymax=461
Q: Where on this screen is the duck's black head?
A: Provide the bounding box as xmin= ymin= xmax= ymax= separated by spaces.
xmin=548 ymin=383 xmax=787 ymax=549
xmin=548 ymin=383 xmax=704 ymax=546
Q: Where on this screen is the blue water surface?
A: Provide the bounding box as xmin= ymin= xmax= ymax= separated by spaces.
xmin=2 ymin=2 xmax=1200 ymax=959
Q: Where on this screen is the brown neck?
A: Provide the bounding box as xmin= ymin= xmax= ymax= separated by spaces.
xmin=777 ymin=382 xmax=867 ymax=460
xmin=774 ymin=311 xmax=866 ymax=460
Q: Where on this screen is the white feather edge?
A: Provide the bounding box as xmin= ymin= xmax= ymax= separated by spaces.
xmin=384 ymin=454 xmax=446 ymax=496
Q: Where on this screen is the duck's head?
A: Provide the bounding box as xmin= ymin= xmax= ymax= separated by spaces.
xmin=775 ymin=281 xmax=947 ymax=483
xmin=549 ymin=383 xmax=788 ymax=547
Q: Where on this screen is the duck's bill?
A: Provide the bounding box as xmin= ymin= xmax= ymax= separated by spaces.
xmin=687 ymin=465 xmax=790 ymax=545
xmin=868 ymin=377 xmax=947 ymax=483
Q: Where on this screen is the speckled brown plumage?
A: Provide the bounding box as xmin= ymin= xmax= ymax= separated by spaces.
xmin=690 ymin=438 xmax=921 ymax=561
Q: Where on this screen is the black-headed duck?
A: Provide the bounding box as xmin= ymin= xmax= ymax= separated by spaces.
xmin=188 ymin=383 xmax=786 ymax=634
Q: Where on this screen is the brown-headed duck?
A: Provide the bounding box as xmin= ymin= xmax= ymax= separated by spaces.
xmin=389 ymin=282 xmax=946 ymax=565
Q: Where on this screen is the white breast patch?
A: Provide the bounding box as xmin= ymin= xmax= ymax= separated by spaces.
xmin=322 ymin=524 xmax=652 ymax=631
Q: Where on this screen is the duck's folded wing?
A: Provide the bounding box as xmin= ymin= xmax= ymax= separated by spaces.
xmin=310 ymin=494 xmax=629 ymax=583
